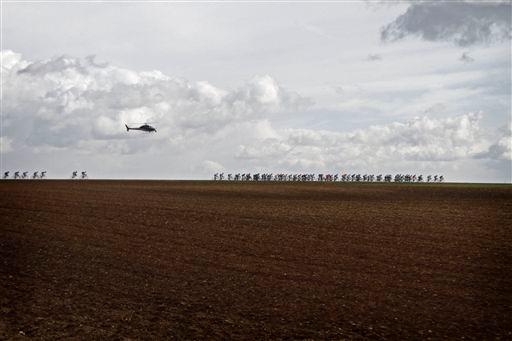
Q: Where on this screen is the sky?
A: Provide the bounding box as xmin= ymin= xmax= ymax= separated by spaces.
xmin=1 ymin=0 xmax=511 ymax=182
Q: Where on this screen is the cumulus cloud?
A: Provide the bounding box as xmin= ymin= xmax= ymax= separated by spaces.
xmin=1 ymin=50 xmax=311 ymax=154
xmin=381 ymin=1 xmax=512 ymax=46
xmin=236 ymin=112 xmax=499 ymax=172
xmin=476 ymin=124 xmax=512 ymax=161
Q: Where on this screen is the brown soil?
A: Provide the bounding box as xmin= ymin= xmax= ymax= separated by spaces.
xmin=1 ymin=180 xmax=511 ymax=339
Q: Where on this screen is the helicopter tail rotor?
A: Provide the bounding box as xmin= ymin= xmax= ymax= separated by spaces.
xmin=125 ymin=124 xmax=130 ymax=132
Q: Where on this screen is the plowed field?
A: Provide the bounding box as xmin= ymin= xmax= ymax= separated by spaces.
xmin=1 ymin=181 xmax=511 ymax=339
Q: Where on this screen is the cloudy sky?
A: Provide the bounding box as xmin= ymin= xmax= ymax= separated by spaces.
xmin=1 ymin=1 xmax=511 ymax=182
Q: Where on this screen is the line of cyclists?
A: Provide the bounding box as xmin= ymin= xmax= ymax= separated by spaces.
xmin=2 ymin=171 xmax=89 ymax=179
xmin=213 ymin=173 xmax=444 ymax=182
xmin=3 ymin=171 xmax=47 ymax=179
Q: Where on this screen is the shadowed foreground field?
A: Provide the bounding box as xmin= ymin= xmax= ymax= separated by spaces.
xmin=1 ymin=181 xmax=511 ymax=339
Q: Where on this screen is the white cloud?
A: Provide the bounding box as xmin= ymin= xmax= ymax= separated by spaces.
xmin=1 ymin=50 xmax=310 ymax=154
xmin=476 ymin=124 xmax=512 ymax=161
xmin=237 ymin=112 xmax=499 ymax=174
xmin=487 ymin=136 xmax=512 ymax=161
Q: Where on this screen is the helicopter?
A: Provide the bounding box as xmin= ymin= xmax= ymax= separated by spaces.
xmin=125 ymin=123 xmax=157 ymax=133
